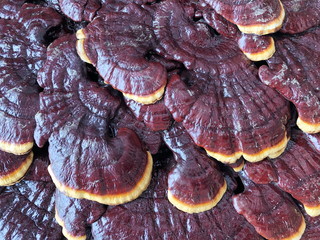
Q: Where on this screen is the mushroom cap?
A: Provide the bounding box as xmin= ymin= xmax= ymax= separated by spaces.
xmin=55 ymin=189 xmax=106 ymax=240
xmin=91 ymin=157 xmax=262 ymax=240
xmin=0 ymin=4 xmax=62 ymax=155
xmin=203 ymin=0 xmax=285 ymax=35
xmin=245 ymin=130 xmax=320 ymax=217
xmin=233 ymin=181 xmax=306 ymax=240
xmin=202 ymin=7 xmax=276 ymax=61
xmin=36 ymin=34 xmax=152 ymax=205
xmin=0 ymin=151 xmax=62 ymax=239
xmin=76 ymin=3 xmax=167 ymax=104
xmin=259 ymin=27 xmax=320 ymax=133
xmin=163 ymin=123 xmax=226 ymax=213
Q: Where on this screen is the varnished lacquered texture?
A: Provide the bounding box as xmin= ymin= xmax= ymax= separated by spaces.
xmin=156 ymin=0 xmax=290 ymax=163
xmin=0 ymin=150 xmax=33 ymax=186
xmin=76 ymin=3 xmax=167 ymax=104
xmin=0 ymin=152 xmax=63 ymax=239
xmin=259 ymin=27 xmax=320 ymax=133
xmin=245 ymin=130 xmax=320 ymax=217
xmin=0 ymin=4 xmax=62 ymax=155
xmin=55 ymin=190 xmax=106 ymax=240
xmin=233 ymin=180 xmax=306 ymax=240
xmin=35 ymin=35 xmax=152 ymax=205
xmin=91 ymin=156 xmax=262 ymax=240
xmin=202 ymin=7 xmax=276 ymax=61
xmin=203 ymin=0 xmax=285 ymax=35
xmin=163 ymin=123 xmax=226 ymax=213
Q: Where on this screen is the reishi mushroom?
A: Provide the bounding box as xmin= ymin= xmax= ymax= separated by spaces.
xmin=1 ymin=0 xmax=320 ymax=239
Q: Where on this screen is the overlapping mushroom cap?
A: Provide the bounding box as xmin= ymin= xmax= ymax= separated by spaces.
xmin=203 ymin=0 xmax=285 ymax=35
xmin=233 ymin=177 xmax=306 ymax=240
xmin=259 ymin=27 xmax=320 ymax=133
xmin=201 ymin=7 xmax=276 ymax=61
xmin=156 ymin=0 xmax=290 ymax=164
xmin=35 ymin=34 xmax=153 ymax=205
xmin=163 ymin=123 xmax=226 ymax=213
xmin=0 ymin=151 xmax=62 ymax=239
xmin=76 ymin=3 xmax=167 ymax=104
xmin=244 ymin=129 xmax=320 ymax=217
xmin=0 ymin=4 xmax=62 ymax=155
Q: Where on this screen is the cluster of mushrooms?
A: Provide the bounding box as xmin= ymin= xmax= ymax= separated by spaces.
xmin=0 ymin=0 xmax=320 ymax=239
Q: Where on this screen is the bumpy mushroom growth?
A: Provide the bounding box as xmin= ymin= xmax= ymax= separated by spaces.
xmin=0 ymin=4 xmax=62 ymax=155
xmin=91 ymin=156 xmax=262 ymax=239
xmin=281 ymin=0 xmax=320 ymax=34
xmin=0 ymin=0 xmax=25 ymax=19
xmin=163 ymin=123 xmax=226 ymax=213
xmin=245 ymin=130 xmax=320 ymax=217
xmin=259 ymin=27 xmax=320 ymax=133
xmin=156 ymin=0 xmax=290 ymax=164
xmin=55 ymin=190 xmax=106 ymax=240
xmin=203 ymin=0 xmax=285 ymax=35
xmin=201 ymin=7 xmax=276 ymax=61
xmin=233 ymin=177 xmax=306 ymax=240
xmin=0 ymin=152 xmax=63 ymax=239
xmin=35 ymin=35 xmax=152 ymax=205
xmin=76 ymin=3 xmax=167 ymax=104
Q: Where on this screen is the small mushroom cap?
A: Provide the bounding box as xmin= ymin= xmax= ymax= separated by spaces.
xmin=55 ymin=190 xmax=106 ymax=240
xmin=163 ymin=123 xmax=227 ymax=213
xmin=204 ymin=0 xmax=285 ymax=35
xmin=233 ymin=182 xmax=306 ymax=240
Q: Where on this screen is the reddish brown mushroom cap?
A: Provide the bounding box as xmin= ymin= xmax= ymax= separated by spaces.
xmin=0 ymin=151 xmax=33 ymax=186
xmin=165 ymin=71 xmax=290 ymax=164
xmin=203 ymin=0 xmax=285 ymax=35
xmin=259 ymin=27 xmax=320 ymax=133
xmin=202 ymin=7 xmax=276 ymax=61
xmin=0 ymin=152 xmax=63 ymax=240
xmin=281 ymin=0 xmax=320 ymax=34
xmin=245 ymin=130 xmax=320 ymax=217
xmin=163 ymin=123 xmax=226 ymax=213
xmin=36 ymin=34 xmax=152 ymax=205
xmin=55 ymin=190 xmax=106 ymax=240
xmin=0 ymin=4 xmax=62 ymax=155
xmin=91 ymin=158 xmax=262 ymax=240
xmin=233 ymin=181 xmax=306 ymax=240
xmin=76 ymin=4 xmax=167 ymax=104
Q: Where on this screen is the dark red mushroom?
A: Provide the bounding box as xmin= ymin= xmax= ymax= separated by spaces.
xmin=36 ymin=34 xmax=152 ymax=205
xmin=0 ymin=0 xmax=25 ymax=19
xmin=203 ymin=0 xmax=285 ymax=35
xmin=91 ymin=157 xmax=262 ymax=239
xmin=76 ymin=3 xmax=167 ymax=104
xmin=163 ymin=123 xmax=226 ymax=213
xmin=281 ymin=0 xmax=320 ymax=34
xmin=0 ymin=4 xmax=62 ymax=155
xmin=55 ymin=190 xmax=106 ymax=240
xmin=202 ymin=7 xmax=276 ymax=61
xmin=259 ymin=27 xmax=320 ymax=133
xmin=0 ymin=151 xmax=63 ymax=239
xmin=0 ymin=151 xmax=33 ymax=186
xmin=233 ymin=177 xmax=306 ymax=240
xmin=245 ymin=129 xmax=320 ymax=217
